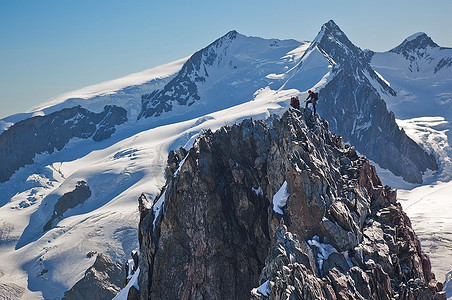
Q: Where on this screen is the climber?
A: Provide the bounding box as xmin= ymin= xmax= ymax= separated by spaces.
xmin=290 ymin=96 xmax=300 ymax=110
xmin=305 ymin=90 xmax=318 ymax=114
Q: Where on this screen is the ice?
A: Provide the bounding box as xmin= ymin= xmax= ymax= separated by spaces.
xmin=396 ymin=117 xmax=451 ymax=181
xmin=31 ymin=57 xmax=189 ymax=114
xmin=398 ymin=181 xmax=452 ymax=286
xmin=375 ymin=114 xmax=452 ymax=289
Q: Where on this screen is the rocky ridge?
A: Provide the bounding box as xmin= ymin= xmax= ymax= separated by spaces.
xmin=134 ymin=109 xmax=444 ymax=299
xmin=43 ymin=180 xmax=91 ymax=232
xmin=138 ymin=30 xmax=240 ymax=119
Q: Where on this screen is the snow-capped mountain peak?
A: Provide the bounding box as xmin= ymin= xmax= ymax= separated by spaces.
xmin=386 ymin=32 xmax=452 ymax=74
xmin=312 ymin=20 xmax=395 ymax=98
xmin=313 ymin=20 xmax=363 ymax=62
xmin=390 ymin=32 xmax=440 ymax=54
xmin=138 ymin=31 xmax=302 ymax=119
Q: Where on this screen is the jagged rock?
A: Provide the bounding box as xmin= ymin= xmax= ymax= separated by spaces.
xmin=63 ymin=253 xmax=124 ymax=300
xmin=320 ymin=217 xmax=359 ymax=252
xmin=123 ymin=250 xmax=139 ymax=287
xmin=127 ymin=286 xmax=139 ymax=300
xmin=322 ymin=252 xmax=350 ymax=275
xmin=136 ymin=109 xmax=442 ymax=300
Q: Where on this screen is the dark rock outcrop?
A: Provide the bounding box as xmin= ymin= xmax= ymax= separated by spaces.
xmin=135 ymin=109 xmax=443 ymax=299
xmin=0 ymin=105 xmax=127 ymax=183
xmin=63 ymin=253 xmax=124 ymax=300
xmin=43 ymin=181 xmax=91 ymax=231
xmin=315 ymin=20 xmax=437 ymax=183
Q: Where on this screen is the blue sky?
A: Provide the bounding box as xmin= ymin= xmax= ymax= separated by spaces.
xmin=1 ymin=0 xmax=451 ymax=119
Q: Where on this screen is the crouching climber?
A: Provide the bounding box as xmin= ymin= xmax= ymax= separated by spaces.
xmin=290 ymin=96 xmax=300 ymax=110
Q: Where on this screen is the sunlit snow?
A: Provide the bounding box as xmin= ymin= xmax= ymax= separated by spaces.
xmin=272 ymin=181 xmax=290 ymax=214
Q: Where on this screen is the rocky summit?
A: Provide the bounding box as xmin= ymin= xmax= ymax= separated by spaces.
xmin=132 ymin=109 xmax=445 ymax=300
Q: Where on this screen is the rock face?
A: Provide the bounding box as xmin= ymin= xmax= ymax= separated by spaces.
xmin=63 ymin=253 xmax=124 ymax=300
xmin=138 ymin=32 xmax=241 ymax=118
xmin=0 ymin=105 xmax=127 ymax=183
xmin=315 ymin=20 xmax=437 ymax=184
xmin=135 ymin=109 xmax=444 ymax=299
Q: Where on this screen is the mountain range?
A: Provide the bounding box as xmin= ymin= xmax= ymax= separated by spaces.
xmin=0 ymin=20 xmax=451 ymax=299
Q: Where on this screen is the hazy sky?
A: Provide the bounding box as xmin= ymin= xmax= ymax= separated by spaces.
xmin=1 ymin=0 xmax=451 ymax=119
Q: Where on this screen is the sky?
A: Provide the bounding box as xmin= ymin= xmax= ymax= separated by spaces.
xmin=1 ymin=0 xmax=451 ymax=119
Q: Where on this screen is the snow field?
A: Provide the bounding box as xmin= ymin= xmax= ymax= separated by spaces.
xmin=380 ymin=116 xmax=452 ymax=292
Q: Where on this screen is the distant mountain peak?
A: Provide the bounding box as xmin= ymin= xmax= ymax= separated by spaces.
xmin=323 ymin=19 xmax=344 ymax=36
xmin=312 ymin=20 xmax=372 ymax=75
xmin=406 ymin=32 xmax=428 ymax=42
xmin=313 ymin=20 xmax=360 ymax=58
xmin=314 ymin=20 xmax=348 ymax=43
xmin=390 ymin=32 xmax=439 ymax=54
xmin=225 ymin=30 xmax=239 ymax=39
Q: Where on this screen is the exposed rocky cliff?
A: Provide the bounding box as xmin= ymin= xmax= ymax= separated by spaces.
xmin=389 ymin=32 xmax=452 ymax=74
xmin=0 ymin=105 xmax=127 ymax=183
xmin=134 ymin=109 xmax=445 ymax=299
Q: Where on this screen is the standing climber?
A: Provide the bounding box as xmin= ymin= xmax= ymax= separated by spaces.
xmin=290 ymin=96 xmax=300 ymax=110
xmin=305 ymin=90 xmax=318 ymax=114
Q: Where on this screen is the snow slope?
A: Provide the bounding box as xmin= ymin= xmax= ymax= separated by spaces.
xmin=398 ymin=181 xmax=452 ymax=285
xmin=372 ymin=114 xmax=452 ymax=292
xmin=0 ymin=57 xmax=188 ymax=134
xmin=390 ymin=117 xmax=452 ymax=288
